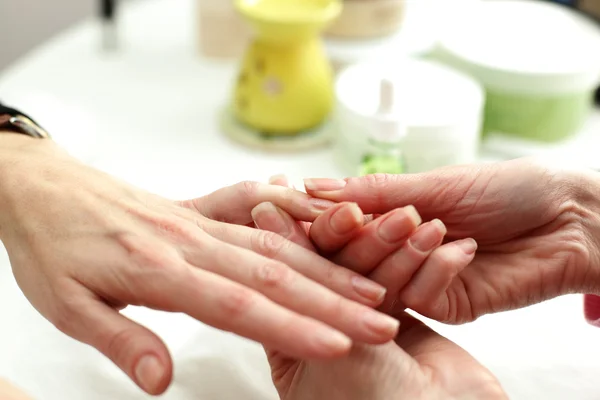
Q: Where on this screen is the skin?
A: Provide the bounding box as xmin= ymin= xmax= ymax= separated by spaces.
xmin=303 ymin=158 xmax=600 ymax=323
xmin=252 ymin=175 xmax=507 ymax=400
xmin=0 ymin=379 xmax=33 ymax=400
xmin=0 ymin=133 xmax=400 ymax=395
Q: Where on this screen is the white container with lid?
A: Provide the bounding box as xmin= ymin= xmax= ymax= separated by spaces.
xmin=433 ymin=0 xmax=600 ymax=142
xmin=332 ymin=58 xmax=485 ymax=174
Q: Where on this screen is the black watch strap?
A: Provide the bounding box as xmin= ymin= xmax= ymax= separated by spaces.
xmin=0 ymin=102 xmax=40 ymax=126
xmin=0 ymin=101 xmax=50 ymax=139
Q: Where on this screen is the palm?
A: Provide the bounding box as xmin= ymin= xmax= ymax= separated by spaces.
xmin=267 ymin=312 xmax=506 ymax=400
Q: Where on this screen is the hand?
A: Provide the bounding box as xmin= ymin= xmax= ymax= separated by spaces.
xmin=251 ymin=181 xmax=505 ymax=400
xmin=270 ymin=313 xmax=506 ymax=400
xmin=303 ymin=158 xmax=600 ymax=323
xmin=0 ymin=378 xmax=32 ymax=400
xmin=263 ymin=175 xmax=478 ymax=315
xmin=0 ymin=135 xmax=399 ymax=395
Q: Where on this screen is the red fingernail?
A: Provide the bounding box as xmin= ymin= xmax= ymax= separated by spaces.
xmin=584 ymin=294 xmax=600 ymax=327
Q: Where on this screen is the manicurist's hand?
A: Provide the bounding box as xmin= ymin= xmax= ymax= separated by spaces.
xmin=303 ymin=158 xmax=600 ymax=323
xmin=0 ymin=134 xmax=399 ymax=395
xmin=252 ymin=177 xmax=505 ymax=400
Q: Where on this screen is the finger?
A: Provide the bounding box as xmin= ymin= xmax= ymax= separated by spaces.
xmin=268 ymin=174 xmax=291 ymax=187
xmin=251 ymin=202 xmax=315 ymax=251
xmin=183 ymin=232 xmax=399 ymax=344
xmin=54 ymin=285 xmax=173 ymax=395
xmin=328 ymin=206 xmax=422 ymax=275
xmin=303 ymin=168 xmax=478 ymax=218
xmin=268 ymin=174 xmax=311 ymax=235
xmin=307 ymin=202 xmax=364 ymax=254
xmin=399 ymin=238 xmax=476 ymax=320
xmin=203 ymin=221 xmax=388 ymax=307
xmin=156 ymin=265 xmax=354 ymax=359
xmin=368 ymin=219 xmax=447 ymax=313
xmin=182 ymin=181 xmax=336 ymax=225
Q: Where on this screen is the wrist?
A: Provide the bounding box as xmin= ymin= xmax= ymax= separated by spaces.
xmin=0 ymin=133 xmax=65 ymax=238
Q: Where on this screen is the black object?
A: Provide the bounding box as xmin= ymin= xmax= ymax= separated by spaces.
xmin=99 ymin=0 xmax=118 ymax=50
xmin=0 ymin=102 xmax=40 ymax=126
xmin=100 ymin=0 xmax=116 ymax=21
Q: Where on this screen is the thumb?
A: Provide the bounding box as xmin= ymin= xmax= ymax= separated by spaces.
xmin=56 ymin=292 xmax=173 ymax=395
xmin=303 ymin=168 xmax=478 ymax=219
xmin=179 ymin=181 xmax=335 ymax=225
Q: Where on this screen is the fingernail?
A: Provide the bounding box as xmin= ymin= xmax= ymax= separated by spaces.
xmin=135 ymin=355 xmax=165 ymax=393
xmin=304 ymin=178 xmax=347 ymax=192
xmin=409 ymin=219 xmax=447 ymax=252
xmin=352 ymin=276 xmax=387 ymax=303
xmin=330 ymin=203 xmax=362 ymax=234
xmin=269 ymin=174 xmax=288 ymax=186
xmin=584 ymin=295 xmax=600 ymax=326
xmin=313 ymin=330 xmax=352 ymax=353
xmin=251 ymin=202 xmax=291 ymax=235
xmin=378 ymin=206 xmax=422 ymax=243
xmin=309 ymin=198 xmax=337 ymax=212
xmin=362 ymin=311 xmax=400 ymax=338
xmin=456 ymin=238 xmax=477 ymax=255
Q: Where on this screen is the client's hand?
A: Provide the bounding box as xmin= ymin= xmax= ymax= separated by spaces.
xmin=251 ymin=184 xmax=506 ymax=399
xmin=0 ymin=135 xmax=399 ymax=395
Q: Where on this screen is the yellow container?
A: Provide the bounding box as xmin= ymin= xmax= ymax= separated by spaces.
xmin=232 ymin=0 xmax=342 ymax=135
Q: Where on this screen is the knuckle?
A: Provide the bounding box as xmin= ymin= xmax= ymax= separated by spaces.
xmin=217 ymin=288 xmax=256 ymax=319
xmin=105 ymin=328 xmax=140 ymax=366
xmin=51 ymin=294 xmax=81 ymax=336
xmin=361 ymin=173 xmax=392 ymax=188
xmin=255 ymin=261 xmax=293 ymax=289
xmin=115 ymin=233 xmax=174 ymax=272
xmin=252 ymin=231 xmax=288 ymax=259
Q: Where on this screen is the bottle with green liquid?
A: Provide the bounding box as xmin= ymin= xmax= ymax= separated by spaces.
xmin=359 ymin=79 xmax=407 ymax=176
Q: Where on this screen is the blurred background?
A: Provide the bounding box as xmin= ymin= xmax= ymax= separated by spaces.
xmin=0 ymin=0 xmax=95 ymax=70
xmin=1 ymin=2 xmax=600 ymax=399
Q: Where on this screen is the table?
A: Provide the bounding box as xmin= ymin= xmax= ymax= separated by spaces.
xmin=1 ymin=0 xmax=600 ymax=399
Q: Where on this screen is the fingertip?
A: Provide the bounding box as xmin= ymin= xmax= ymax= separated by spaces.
xmin=269 ymin=174 xmax=289 ymax=187
xmin=432 ymin=219 xmax=448 ymax=236
xmin=310 ymin=329 xmax=353 ymax=359
xmin=251 ymin=202 xmax=277 ymax=227
xmin=455 ymin=238 xmax=478 ymax=256
xmin=134 ymin=354 xmax=173 ymax=395
xmin=403 ymin=205 xmax=423 ymax=226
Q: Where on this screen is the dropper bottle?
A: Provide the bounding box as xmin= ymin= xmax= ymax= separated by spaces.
xmin=358 ymin=79 xmax=407 ymax=176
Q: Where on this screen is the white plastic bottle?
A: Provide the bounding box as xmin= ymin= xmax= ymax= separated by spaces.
xmin=358 ymin=79 xmax=408 ymax=176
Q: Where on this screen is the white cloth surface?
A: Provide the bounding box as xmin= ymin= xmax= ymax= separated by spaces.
xmin=0 ymin=0 xmax=600 ymax=399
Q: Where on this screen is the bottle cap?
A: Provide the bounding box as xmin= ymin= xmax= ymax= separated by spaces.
xmin=367 ymin=79 xmax=408 ymax=143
